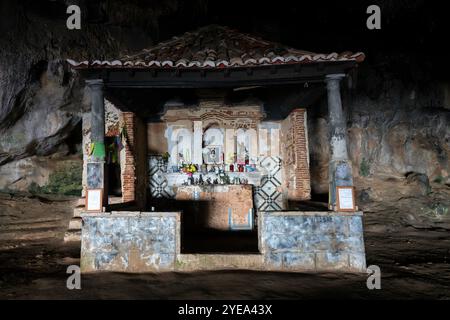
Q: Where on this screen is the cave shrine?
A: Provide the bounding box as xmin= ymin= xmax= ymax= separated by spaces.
xmin=66 ymin=25 xmax=367 ymax=272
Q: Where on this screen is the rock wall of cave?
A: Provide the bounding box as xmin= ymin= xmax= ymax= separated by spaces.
xmin=0 ymin=0 xmax=174 ymax=192
xmin=308 ymin=67 xmax=450 ymax=196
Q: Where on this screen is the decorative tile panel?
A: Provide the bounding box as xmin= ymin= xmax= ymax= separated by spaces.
xmin=148 ymin=156 xmax=174 ymax=198
xmin=254 ymin=156 xmax=284 ymax=211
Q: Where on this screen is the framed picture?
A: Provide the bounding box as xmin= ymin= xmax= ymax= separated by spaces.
xmin=336 ymin=186 xmax=356 ymax=212
xmin=85 ymin=189 xmax=103 ymax=212
xmin=203 ymin=145 xmax=223 ymax=164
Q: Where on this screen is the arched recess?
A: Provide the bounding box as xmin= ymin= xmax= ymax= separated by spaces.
xmin=168 ymin=127 xmax=192 ymax=165
xmin=236 ymin=128 xmax=258 ymax=164
xmin=203 ymin=126 xmax=224 ymax=164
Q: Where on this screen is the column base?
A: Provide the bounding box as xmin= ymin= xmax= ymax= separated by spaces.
xmin=328 ymin=159 xmax=353 ymax=210
xmin=86 ymin=160 xmax=107 ymax=210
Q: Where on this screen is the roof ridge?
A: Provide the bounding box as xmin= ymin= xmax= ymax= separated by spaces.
xmin=68 ymin=24 xmax=365 ymax=69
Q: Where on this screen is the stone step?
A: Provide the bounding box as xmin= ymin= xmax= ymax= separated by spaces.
xmin=64 ymin=229 xmax=81 ymax=242
xmin=176 ymin=254 xmax=264 ymax=271
xmin=109 ymin=196 xmax=123 ymax=205
xmin=75 ymin=198 xmax=86 ymax=207
xmin=73 ymin=207 xmax=84 ymax=217
xmin=68 ymin=217 xmax=82 ymax=230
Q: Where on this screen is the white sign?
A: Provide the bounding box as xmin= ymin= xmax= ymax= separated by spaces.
xmin=86 ymin=189 xmax=102 ymax=212
xmin=337 ymin=187 xmax=355 ymax=211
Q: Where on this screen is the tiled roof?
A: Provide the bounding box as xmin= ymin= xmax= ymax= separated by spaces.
xmin=67 ymin=25 xmax=365 ymax=69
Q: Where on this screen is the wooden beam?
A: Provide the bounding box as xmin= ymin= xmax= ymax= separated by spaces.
xmin=270 ymin=66 xmax=277 ymax=74
xmin=79 ymin=61 xmax=356 ymax=89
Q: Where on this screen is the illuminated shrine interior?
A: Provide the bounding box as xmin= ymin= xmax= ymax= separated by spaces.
xmin=101 ymin=85 xmax=325 ymax=253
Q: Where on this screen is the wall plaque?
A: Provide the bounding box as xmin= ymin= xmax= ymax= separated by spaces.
xmin=336 ymin=186 xmax=356 ymax=212
xmin=86 ymin=189 xmax=103 ymax=212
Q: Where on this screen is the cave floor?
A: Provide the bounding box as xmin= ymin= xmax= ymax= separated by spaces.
xmin=0 ymin=192 xmax=449 ymax=299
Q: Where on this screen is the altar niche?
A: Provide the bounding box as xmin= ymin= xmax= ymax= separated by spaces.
xmin=146 ymin=98 xmax=311 ymax=253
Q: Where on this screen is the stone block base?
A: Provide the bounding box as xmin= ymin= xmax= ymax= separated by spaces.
xmin=259 ymin=211 xmax=366 ymax=272
xmin=80 ymin=212 xmax=180 ymax=272
xmin=80 ymin=210 xmax=366 ymax=273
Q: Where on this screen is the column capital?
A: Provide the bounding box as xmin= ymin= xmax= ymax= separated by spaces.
xmin=85 ymin=79 xmax=104 ymax=89
xmin=325 ymin=73 xmax=346 ymax=82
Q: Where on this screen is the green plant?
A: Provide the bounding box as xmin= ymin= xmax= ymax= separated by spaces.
xmin=175 ymin=259 xmax=186 ymax=268
xmin=359 ymin=158 xmax=370 ymax=177
xmin=28 ymin=182 xmax=41 ymax=195
xmin=433 ymin=175 xmax=445 ymax=184
xmin=32 ymin=161 xmax=83 ymax=196
xmin=162 ymin=152 xmax=170 ymax=162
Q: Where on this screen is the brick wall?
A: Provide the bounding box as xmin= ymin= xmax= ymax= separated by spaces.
xmin=122 ymin=112 xmax=136 ymax=203
xmin=281 ymin=108 xmax=311 ymax=200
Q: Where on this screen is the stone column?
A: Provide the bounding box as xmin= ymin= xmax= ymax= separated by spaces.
xmin=325 ymin=74 xmax=353 ymax=210
xmin=88 ymin=79 xmax=105 ymax=147
xmin=193 ymin=121 xmax=203 ymax=166
xmin=86 ymin=79 xmax=107 ymax=209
